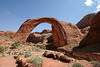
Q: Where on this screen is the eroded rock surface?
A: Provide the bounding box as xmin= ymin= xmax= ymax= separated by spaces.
xmin=13 ymin=17 xmax=82 ymax=47
xmin=26 ymin=31 xmax=52 ymax=44
xmin=80 ymin=11 xmax=100 ymax=46
xmin=81 ymin=26 xmax=90 ymax=36
xmin=76 ymin=13 xmax=96 ymax=29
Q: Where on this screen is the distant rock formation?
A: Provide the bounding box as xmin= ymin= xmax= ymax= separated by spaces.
xmin=76 ymin=13 xmax=96 ymax=37
xmin=26 ymin=29 xmax=52 ymax=44
xmin=13 ymin=17 xmax=82 ymax=47
xmin=41 ymin=29 xmax=52 ymax=34
xmin=76 ymin=13 xmax=96 ymax=29
xmin=80 ymin=11 xmax=100 ymax=46
xmin=0 ymin=31 xmax=16 ymax=38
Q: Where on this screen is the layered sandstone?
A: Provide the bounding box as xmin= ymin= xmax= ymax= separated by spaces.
xmin=76 ymin=13 xmax=96 ymax=29
xmin=80 ymin=11 xmax=100 ymax=46
xmin=13 ymin=17 xmax=82 ymax=47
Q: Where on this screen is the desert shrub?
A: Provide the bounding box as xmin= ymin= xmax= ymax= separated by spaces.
xmin=91 ymin=61 xmax=100 ymax=67
xmin=72 ymin=63 xmax=84 ymax=67
xmin=0 ymin=36 xmax=13 ymax=41
xmin=35 ymin=43 xmax=46 ymax=49
xmin=5 ymin=39 xmax=8 ymax=41
xmin=14 ymin=51 xmax=18 ymax=55
xmin=11 ymin=41 xmax=20 ymax=49
xmin=4 ymin=46 xmax=9 ymax=50
xmin=1 ymin=53 xmax=8 ymax=57
xmin=27 ymin=57 xmax=43 ymax=67
xmin=18 ymin=52 xmax=24 ymax=55
xmin=0 ymin=46 xmax=4 ymax=53
xmin=24 ymin=51 xmax=32 ymax=58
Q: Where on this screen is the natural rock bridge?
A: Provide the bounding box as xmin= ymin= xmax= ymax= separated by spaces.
xmin=13 ymin=17 xmax=82 ymax=47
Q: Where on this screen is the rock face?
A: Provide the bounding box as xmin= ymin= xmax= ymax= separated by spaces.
xmin=0 ymin=31 xmax=16 ymax=38
xmin=26 ymin=30 xmax=52 ymax=44
xmin=76 ymin=13 xmax=96 ymax=29
xmin=81 ymin=26 xmax=90 ymax=36
xmin=13 ymin=17 xmax=82 ymax=47
xmin=80 ymin=11 xmax=100 ymax=46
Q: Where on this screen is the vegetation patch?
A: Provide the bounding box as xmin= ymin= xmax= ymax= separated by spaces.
xmin=10 ymin=41 xmax=20 ymax=49
xmin=0 ymin=46 xmax=4 ymax=53
xmin=27 ymin=57 xmax=43 ymax=67
xmin=34 ymin=43 xmax=46 ymax=49
xmin=24 ymin=51 xmax=32 ymax=58
xmin=0 ymin=36 xmax=13 ymax=41
xmin=72 ymin=63 xmax=84 ymax=67
xmin=91 ymin=61 xmax=100 ymax=67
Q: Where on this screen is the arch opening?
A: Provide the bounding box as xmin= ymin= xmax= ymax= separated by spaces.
xmin=26 ymin=23 xmax=53 ymax=45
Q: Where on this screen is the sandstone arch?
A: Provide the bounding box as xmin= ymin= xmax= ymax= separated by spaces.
xmin=13 ymin=17 xmax=82 ymax=47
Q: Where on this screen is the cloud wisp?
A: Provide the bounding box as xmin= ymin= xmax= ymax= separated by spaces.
xmin=95 ymin=4 xmax=100 ymax=12
xmin=85 ymin=0 xmax=94 ymax=6
xmin=84 ymin=0 xmax=100 ymax=12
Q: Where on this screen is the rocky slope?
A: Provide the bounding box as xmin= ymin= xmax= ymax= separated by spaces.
xmin=80 ymin=11 xmax=100 ymax=46
xmin=76 ymin=13 xmax=96 ymax=29
xmin=0 ymin=39 xmax=14 ymax=46
xmin=0 ymin=31 xmax=16 ymax=38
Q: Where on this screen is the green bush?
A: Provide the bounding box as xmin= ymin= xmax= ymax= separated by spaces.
xmin=11 ymin=41 xmax=20 ymax=49
xmin=0 ymin=46 xmax=4 ymax=53
xmin=24 ymin=51 xmax=32 ymax=58
xmin=4 ymin=46 xmax=9 ymax=50
xmin=0 ymin=36 xmax=13 ymax=41
xmin=27 ymin=57 xmax=43 ymax=67
xmin=18 ymin=52 xmax=24 ymax=55
xmin=35 ymin=44 xmax=46 ymax=49
xmin=91 ymin=61 xmax=100 ymax=67
xmin=72 ymin=63 xmax=84 ymax=67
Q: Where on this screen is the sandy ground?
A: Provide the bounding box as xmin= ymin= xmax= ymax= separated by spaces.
xmin=0 ymin=56 xmax=16 ymax=67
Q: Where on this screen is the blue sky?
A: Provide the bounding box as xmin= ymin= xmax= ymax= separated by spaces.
xmin=0 ymin=0 xmax=100 ymax=32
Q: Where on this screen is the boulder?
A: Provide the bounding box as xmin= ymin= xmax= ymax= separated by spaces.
xmin=43 ymin=50 xmax=71 ymax=62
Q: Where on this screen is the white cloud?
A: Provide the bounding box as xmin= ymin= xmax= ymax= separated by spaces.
xmin=94 ymin=4 xmax=100 ymax=12
xmin=85 ymin=0 xmax=94 ymax=6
